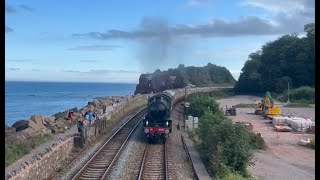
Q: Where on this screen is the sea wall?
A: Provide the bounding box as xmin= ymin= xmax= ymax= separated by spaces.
xmin=5 ymin=94 xmax=146 ymax=179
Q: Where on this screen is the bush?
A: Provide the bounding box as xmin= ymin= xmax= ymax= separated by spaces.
xmin=307 ymin=138 xmax=315 ymax=149
xmin=278 ymin=86 xmax=315 ymax=104
xmin=185 ymin=93 xmax=220 ymax=117
xmin=248 ymin=133 xmax=267 ymax=150
xmin=186 ymin=93 xmax=266 ymax=179
xmin=235 ymin=104 xmax=256 ymax=108
xmin=283 ymin=103 xmax=311 ymax=107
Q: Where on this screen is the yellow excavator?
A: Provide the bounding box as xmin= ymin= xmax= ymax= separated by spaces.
xmin=255 ymin=92 xmax=282 ymax=118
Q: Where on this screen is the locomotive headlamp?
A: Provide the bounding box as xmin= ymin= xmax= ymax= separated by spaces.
xmin=146 ymin=121 xmax=149 ymax=126
xmin=166 ymin=121 xmax=169 ymax=126
xmin=144 ymin=128 xmax=149 ymax=133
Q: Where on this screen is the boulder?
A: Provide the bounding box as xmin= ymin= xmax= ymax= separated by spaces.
xmin=30 ymin=115 xmax=45 ymax=126
xmin=73 ymin=112 xmax=81 ymax=118
xmin=88 ymin=100 xmax=101 ymax=108
xmin=55 ymin=118 xmax=66 ymax=129
xmin=69 ymin=107 xmax=79 ymax=112
xmin=28 ymin=120 xmax=42 ymax=132
xmin=43 ymin=117 xmax=52 ymax=125
xmin=50 ymin=116 xmax=56 ymax=122
xmin=52 ymin=110 xmax=69 ymax=119
xmin=5 ymin=125 xmax=16 ymax=137
xmin=12 ymin=120 xmax=29 ymax=132
xmin=19 ymin=128 xmax=37 ymax=139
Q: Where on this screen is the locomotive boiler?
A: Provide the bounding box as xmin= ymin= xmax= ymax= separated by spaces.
xmin=143 ymin=90 xmax=175 ymax=142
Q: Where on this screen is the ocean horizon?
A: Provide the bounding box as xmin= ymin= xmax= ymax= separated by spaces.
xmin=5 ymin=81 xmax=137 ymax=126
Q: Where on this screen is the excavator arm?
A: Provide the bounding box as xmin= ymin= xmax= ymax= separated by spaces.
xmin=264 ymin=92 xmax=274 ymax=108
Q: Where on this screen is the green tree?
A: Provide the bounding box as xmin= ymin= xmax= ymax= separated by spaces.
xmin=235 ymin=23 xmax=315 ymax=94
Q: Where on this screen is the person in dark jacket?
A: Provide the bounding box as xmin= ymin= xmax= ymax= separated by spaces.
xmin=77 ymin=119 xmax=85 ymax=143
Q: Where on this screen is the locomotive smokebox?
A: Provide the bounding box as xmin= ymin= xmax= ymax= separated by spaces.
xmin=149 ymin=100 xmax=168 ymax=120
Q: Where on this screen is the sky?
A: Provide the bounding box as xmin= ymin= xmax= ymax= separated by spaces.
xmin=5 ymin=0 xmax=315 ymax=83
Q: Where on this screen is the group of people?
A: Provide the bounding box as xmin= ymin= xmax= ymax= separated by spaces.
xmin=67 ymin=109 xmax=96 ymax=136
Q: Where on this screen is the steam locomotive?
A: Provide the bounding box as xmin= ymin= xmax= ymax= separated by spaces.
xmin=142 ymin=86 xmax=222 ymax=142
xmin=143 ymin=90 xmax=175 ymax=142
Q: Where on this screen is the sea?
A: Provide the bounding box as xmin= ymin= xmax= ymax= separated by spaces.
xmin=5 ymin=81 xmax=137 ymax=126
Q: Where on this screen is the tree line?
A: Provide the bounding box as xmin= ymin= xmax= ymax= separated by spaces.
xmin=234 ymin=23 xmax=315 ymax=94
xmin=135 ymin=63 xmax=236 ymax=94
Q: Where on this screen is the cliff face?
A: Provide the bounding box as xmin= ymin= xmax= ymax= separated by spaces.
xmin=134 ymin=63 xmax=236 ymax=94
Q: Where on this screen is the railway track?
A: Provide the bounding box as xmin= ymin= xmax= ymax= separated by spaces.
xmin=138 ymin=142 xmax=168 ymax=180
xmin=71 ymin=108 xmax=146 ymax=180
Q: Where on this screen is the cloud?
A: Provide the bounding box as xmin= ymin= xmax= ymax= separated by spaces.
xmin=73 ymin=15 xmax=313 ymax=72
xmin=63 ymin=70 xmax=82 ymax=73
xmin=79 ymin=60 xmax=98 ymax=63
xmin=88 ymin=69 xmax=141 ymax=74
xmin=6 ymin=3 xmax=35 ymax=13
xmin=18 ymin=4 xmax=35 ymax=12
xmin=68 ymin=45 xmax=122 ymax=51
xmin=194 ymin=48 xmax=255 ymax=57
xmin=187 ymin=0 xmax=213 ymax=8
xmin=31 ymin=69 xmax=40 ymax=71
xmin=63 ymin=69 xmax=141 ymax=74
xmin=5 ymin=26 xmax=14 ymax=33
xmin=8 ymin=59 xmax=40 ymax=63
xmin=240 ymin=0 xmax=314 ymax=15
xmin=73 ymin=15 xmax=311 ymax=41
xmin=5 ymin=4 xmax=16 ymax=13
xmin=9 ymin=68 xmax=20 ymax=71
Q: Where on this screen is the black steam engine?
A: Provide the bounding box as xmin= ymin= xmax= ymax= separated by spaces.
xmin=143 ymin=90 xmax=175 ymax=142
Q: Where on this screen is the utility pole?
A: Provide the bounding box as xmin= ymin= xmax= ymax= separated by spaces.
xmin=185 ymin=86 xmax=187 ymax=99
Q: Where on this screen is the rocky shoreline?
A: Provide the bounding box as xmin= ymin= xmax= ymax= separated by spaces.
xmin=5 ymin=95 xmax=133 ymax=141
xmin=5 ymin=95 xmax=137 ymax=179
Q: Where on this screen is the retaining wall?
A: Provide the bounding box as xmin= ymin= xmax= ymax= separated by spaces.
xmin=8 ymin=136 xmax=74 ymax=180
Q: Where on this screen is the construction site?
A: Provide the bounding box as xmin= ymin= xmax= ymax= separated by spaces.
xmin=217 ymin=93 xmax=315 ymax=180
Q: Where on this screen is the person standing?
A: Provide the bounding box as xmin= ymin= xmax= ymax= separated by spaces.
xmin=87 ymin=110 xmax=93 ymax=126
xmin=68 ymin=110 xmax=75 ymax=124
xmin=77 ymin=118 xmax=85 ymax=144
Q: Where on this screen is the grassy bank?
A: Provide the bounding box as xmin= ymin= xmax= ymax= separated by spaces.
xmin=185 ymin=93 xmax=266 ymax=179
xmin=235 ymin=103 xmax=256 ymax=108
xmin=5 ymin=133 xmax=53 ymax=167
xmin=277 ymin=86 xmax=315 ymax=104
xmin=101 ymin=95 xmax=147 ymax=131
xmin=209 ymin=89 xmax=234 ymax=100
xmin=283 ymin=103 xmax=312 ymax=108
